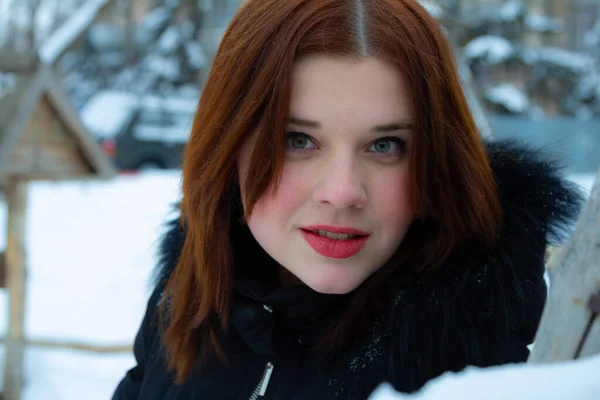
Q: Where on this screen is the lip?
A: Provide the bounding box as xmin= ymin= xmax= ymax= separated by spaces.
xmin=300 ymin=226 xmax=370 ymax=259
xmin=301 ymin=225 xmax=369 ymax=236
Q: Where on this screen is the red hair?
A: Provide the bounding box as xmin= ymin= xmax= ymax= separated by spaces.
xmin=163 ymin=0 xmax=501 ymax=382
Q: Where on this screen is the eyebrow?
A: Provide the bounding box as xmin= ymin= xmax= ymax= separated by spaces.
xmin=289 ymin=117 xmax=413 ymax=132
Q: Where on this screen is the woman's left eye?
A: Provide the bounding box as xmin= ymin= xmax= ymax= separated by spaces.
xmin=368 ymin=138 xmax=406 ymax=155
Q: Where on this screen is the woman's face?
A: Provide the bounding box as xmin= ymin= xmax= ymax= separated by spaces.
xmin=238 ymin=55 xmax=414 ymax=294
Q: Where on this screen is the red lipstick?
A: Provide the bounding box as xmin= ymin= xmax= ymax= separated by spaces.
xmin=300 ymin=225 xmax=370 ymax=259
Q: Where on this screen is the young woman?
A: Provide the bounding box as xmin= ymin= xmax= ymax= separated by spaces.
xmin=113 ymin=1 xmax=583 ymax=399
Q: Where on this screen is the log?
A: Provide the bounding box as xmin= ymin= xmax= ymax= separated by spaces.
xmin=2 ymin=180 xmax=28 ymax=400
xmin=0 ymin=338 xmax=132 ymax=354
xmin=0 ymin=52 xmax=38 ymax=73
xmin=528 ymin=168 xmax=600 ymax=363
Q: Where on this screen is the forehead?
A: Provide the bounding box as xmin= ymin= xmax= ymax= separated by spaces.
xmin=290 ymin=55 xmax=413 ymax=124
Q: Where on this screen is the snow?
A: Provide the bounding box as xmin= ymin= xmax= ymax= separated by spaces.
xmin=134 ymin=6 xmax=172 ymax=47
xmin=584 ymin=20 xmax=600 ymax=49
xmin=576 ymin=74 xmax=600 ymax=101
xmin=521 ymin=47 xmax=595 ymax=74
xmin=185 ymin=42 xmax=208 ymax=70
xmin=88 ymin=23 xmax=126 ymax=52
xmin=498 ymin=0 xmax=525 ymax=22
xmin=570 ymin=173 xmax=597 ymax=196
xmin=526 ymin=14 xmax=564 ymax=33
xmin=39 ymin=0 xmax=111 ymax=64
xmin=0 ymin=171 xmax=182 ymax=399
xmin=157 ymin=26 xmax=181 ymax=54
xmin=486 ymin=84 xmax=530 ymax=114
xmin=139 ymin=94 xmax=198 ymax=114
xmin=369 ymin=353 xmax=600 ymax=399
xmin=80 ymin=92 xmax=138 ymax=139
xmin=133 ymin=124 xmax=191 ymax=144
xmin=418 ymin=0 xmax=444 ymax=19
xmin=175 ymin=84 xmax=202 ymax=99
xmin=80 ymin=90 xmax=198 ymax=139
xmin=145 ymin=54 xmax=181 ymax=81
xmin=464 ymin=36 xmax=515 ymax=65
xmin=0 ymin=72 xmax=17 ymax=99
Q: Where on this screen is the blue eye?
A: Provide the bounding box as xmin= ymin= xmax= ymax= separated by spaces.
xmin=368 ymin=138 xmax=406 ymax=155
xmin=286 ymin=132 xmax=316 ymax=150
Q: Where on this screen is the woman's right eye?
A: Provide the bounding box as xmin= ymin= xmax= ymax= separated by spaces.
xmin=286 ymin=132 xmax=316 ymax=150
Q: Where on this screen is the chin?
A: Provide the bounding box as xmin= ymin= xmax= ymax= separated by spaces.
xmin=302 ymin=274 xmax=363 ymax=295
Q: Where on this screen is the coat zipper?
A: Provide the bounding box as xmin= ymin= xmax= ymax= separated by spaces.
xmin=248 ymin=362 xmax=274 ymax=400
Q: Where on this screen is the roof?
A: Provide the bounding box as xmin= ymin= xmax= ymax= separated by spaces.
xmin=0 ymin=63 xmax=117 ymax=181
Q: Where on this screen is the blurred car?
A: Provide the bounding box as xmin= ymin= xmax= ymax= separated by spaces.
xmin=80 ymin=90 xmax=197 ymax=170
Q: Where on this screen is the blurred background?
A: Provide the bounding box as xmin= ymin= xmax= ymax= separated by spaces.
xmin=0 ymin=0 xmax=598 ymax=399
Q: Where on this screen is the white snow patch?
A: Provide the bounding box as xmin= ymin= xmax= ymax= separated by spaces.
xmin=0 ymin=171 xmax=182 ymax=398
xmin=369 ymin=353 xmax=600 ymax=399
xmin=145 ymin=55 xmax=181 ymax=81
xmin=521 ymin=47 xmax=595 ymax=73
xmin=486 ymin=84 xmax=530 ymax=114
xmin=88 ymin=23 xmax=125 ymax=52
xmin=80 ymin=90 xmax=198 ymax=138
xmin=418 ymin=1 xmax=444 ymax=18
xmin=157 ymin=26 xmax=181 ymax=54
xmin=464 ymin=36 xmax=515 ymax=64
xmin=185 ymin=42 xmax=207 ymax=69
xmin=175 ymin=84 xmax=202 ymax=99
xmin=526 ymin=14 xmax=564 ymax=33
xmin=135 ymin=6 xmax=171 ymax=46
xmin=498 ymin=0 xmax=525 ymax=21
xmin=0 ymin=72 xmax=17 ymax=99
xmin=576 ymin=74 xmax=600 ymax=100
xmin=570 ymin=173 xmax=597 ymax=196
xmin=133 ymin=124 xmax=191 ymax=144
xmin=39 ymin=0 xmax=111 ymax=64
xmin=80 ymin=91 xmax=138 ymax=139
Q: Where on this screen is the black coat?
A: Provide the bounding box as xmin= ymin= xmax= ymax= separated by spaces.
xmin=113 ymin=141 xmax=583 ymax=400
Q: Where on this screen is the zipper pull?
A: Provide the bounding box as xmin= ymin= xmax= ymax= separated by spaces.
xmin=249 ymin=362 xmax=274 ymax=399
xmin=258 ymin=362 xmax=274 ymax=396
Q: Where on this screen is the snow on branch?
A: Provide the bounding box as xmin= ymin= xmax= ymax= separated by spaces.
xmin=485 ymin=83 xmax=530 ymax=114
xmin=521 ymin=47 xmax=595 ymax=74
xmin=464 ymin=36 xmax=515 ymax=65
xmin=39 ymin=0 xmax=111 ymax=64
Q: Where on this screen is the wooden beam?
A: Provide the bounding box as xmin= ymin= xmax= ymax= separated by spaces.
xmin=2 ymin=180 xmax=28 ymax=400
xmin=0 ymin=338 xmax=132 ymax=354
xmin=0 ymin=251 xmax=5 ymax=288
xmin=0 ymin=52 xmax=38 ymax=73
xmin=529 ymin=168 xmax=600 ymax=363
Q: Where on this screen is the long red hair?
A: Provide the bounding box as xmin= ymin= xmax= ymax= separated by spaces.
xmin=163 ymin=0 xmax=501 ymax=382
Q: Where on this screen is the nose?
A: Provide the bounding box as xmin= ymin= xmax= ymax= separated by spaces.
xmin=312 ymin=156 xmax=368 ymax=209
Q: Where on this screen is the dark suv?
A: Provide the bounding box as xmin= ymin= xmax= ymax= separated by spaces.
xmin=80 ymin=90 xmax=197 ymax=170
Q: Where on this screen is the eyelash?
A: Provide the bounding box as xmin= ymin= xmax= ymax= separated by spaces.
xmin=285 ymin=132 xmax=407 ymax=157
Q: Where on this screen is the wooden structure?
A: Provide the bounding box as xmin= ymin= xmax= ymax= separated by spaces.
xmin=529 ymin=168 xmax=600 ymax=363
xmin=0 ymin=54 xmax=116 ymax=400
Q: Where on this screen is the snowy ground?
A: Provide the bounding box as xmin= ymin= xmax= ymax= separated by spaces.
xmin=0 ymin=171 xmax=596 ymax=399
xmin=0 ymin=171 xmax=181 ymax=399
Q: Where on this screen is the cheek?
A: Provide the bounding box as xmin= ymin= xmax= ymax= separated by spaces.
xmin=371 ymin=168 xmax=413 ymax=224
xmin=247 ymin=164 xmax=310 ymax=228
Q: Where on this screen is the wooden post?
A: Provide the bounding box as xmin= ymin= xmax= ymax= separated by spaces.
xmin=529 ymin=168 xmax=600 ymax=363
xmin=2 ymin=180 xmax=28 ymax=400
